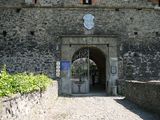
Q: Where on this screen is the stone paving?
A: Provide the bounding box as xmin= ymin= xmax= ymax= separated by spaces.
xmin=46 ymin=95 xmax=160 ymax=120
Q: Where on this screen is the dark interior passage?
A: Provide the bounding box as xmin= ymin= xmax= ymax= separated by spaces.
xmin=89 ymin=47 xmax=106 ymax=92
xmin=72 ymin=47 xmax=106 ymax=93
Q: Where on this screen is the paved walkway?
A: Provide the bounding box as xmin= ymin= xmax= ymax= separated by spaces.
xmin=46 ymin=95 xmax=159 ymax=120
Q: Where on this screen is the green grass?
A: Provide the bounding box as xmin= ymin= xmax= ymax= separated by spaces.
xmin=0 ymin=66 xmax=52 ymax=97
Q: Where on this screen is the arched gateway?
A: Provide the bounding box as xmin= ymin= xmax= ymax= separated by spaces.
xmin=71 ymin=47 xmax=106 ymax=93
xmin=60 ymin=35 xmax=118 ymax=95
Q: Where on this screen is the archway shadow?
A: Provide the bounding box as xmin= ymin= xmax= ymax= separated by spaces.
xmin=114 ymin=98 xmax=160 ymax=120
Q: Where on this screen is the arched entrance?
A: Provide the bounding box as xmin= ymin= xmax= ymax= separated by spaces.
xmin=71 ymin=47 xmax=106 ymax=94
xmin=60 ymin=35 xmax=118 ymax=95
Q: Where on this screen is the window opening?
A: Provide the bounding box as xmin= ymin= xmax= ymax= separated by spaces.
xmin=83 ymin=0 xmax=92 ymax=5
xmin=34 ymin=0 xmax=37 ymax=4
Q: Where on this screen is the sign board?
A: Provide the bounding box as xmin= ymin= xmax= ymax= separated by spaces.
xmin=60 ymin=61 xmax=71 ymax=71
xmin=60 ymin=60 xmax=72 ymax=94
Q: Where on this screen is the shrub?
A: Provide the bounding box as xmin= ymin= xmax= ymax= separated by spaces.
xmin=0 ymin=66 xmax=52 ymax=97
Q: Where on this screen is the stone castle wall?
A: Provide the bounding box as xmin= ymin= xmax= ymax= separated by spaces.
xmin=0 ymin=1 xmax=160 ymax=80
xmin=0 ymin=0 xmax=156 ymax=7
xmin=0 ymin=0 xmax=24 ymax=7
xmin=125 ymin=81 xmax=160 ymax=114
xmin=63 ymin=0 xmax=154 ymax=7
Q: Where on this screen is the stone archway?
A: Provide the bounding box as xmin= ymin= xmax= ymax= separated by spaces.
xmin=60 ymin=35 xmax=118 ymax=95
xmin=71 ymin=47 xmax=106 ymax=93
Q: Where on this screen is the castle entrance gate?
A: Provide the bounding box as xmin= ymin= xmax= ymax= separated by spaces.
xmin=60 ymin=35 xmax=118 ymax=95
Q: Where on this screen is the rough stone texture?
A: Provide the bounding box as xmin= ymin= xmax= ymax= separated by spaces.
xmin=0 ymin=0 xmax=156 ymax=8
xmin=45 ymin=96 xmax=160 ymax=120
xmin=0 ymin=1 xmax=160 ymax=81
xmin=125 ymin=80 xmax=160 ymax=114
xmin=63 ymin=0 xmax=154 ymax=8
xmin=0 ymin=81 xmax=58 ymax=120
xmin=0 ymin=0 xmax=24 ymax=7
xmin=0 ymin=8 xmax=160 ymax=80
xmin=38 ymin=0 xmax=63 ymax=6
xmin=0 ymin=8 xmax=62 ymax=78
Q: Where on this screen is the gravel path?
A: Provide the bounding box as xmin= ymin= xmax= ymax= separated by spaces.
xmin=46 ymin=95 xmax=159 ymax=120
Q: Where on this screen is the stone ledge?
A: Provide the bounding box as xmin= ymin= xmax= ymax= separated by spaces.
xmin=0 ymin=81 xmax=58 ymax=120
xmin=125 ymin=80 xmax=160 ymax=114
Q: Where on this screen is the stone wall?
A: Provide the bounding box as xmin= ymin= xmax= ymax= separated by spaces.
xmin=0 ymin=2 xmax=160 ymax=81
xmin=63 ymin=0 xmax=154 ymax=8
xmin=0 ymin=81 xmax=58 ymax=120
xmin=0 ymin=7 xmax=160 ymax=80
xmin=125 ymin=80 xmax=160 ymax=114
xmin=0 ymin=0 xmax=24 ymax=7
xmin=0 ymin=0 xmax=156 ymax=8
xmin=0 ymin=8 xmax=61 ymax=78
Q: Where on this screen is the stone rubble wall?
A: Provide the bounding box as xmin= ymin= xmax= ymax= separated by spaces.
xmin=0 ymin=8 xmax=160 ymax=80
xmin=0 ymin=0 xmax=156 ymax=8
xmin=63 ymin=0 xmax=154 ymax=8
xmin=0 ymin=3 xmax=160 ymax=81
xmin=0 ymin=0 xmax=24 ymax=7
xmin=125 ymin=80 xmax=160 ymax=114
xmin=0 ymin=81 xmax=58 ymax=120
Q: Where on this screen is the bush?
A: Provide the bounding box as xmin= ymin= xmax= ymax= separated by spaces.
xmin=0 ymin=66 xmax=52 ymax=97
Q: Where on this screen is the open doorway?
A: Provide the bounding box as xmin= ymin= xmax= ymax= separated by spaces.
xmin=71 ymin=47 xmax=106 ymax=94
